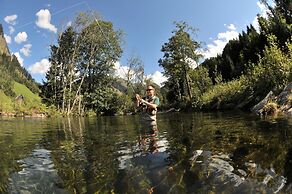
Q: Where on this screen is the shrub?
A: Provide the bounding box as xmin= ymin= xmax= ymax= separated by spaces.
xmin=246 ymin=36 xmax=291 ymax=97
xmin=199 ymin=76 xmax=248 ymax=109
xmin=262 ymin=102 xmax=279 ymax=115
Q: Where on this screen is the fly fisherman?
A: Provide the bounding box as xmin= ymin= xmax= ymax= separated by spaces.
xmin=135 ymin=85 xmax=160 ymax=134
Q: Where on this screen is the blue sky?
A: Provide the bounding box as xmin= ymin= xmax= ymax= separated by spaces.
xmin=1 ymin=0 xmax=270 ymax=85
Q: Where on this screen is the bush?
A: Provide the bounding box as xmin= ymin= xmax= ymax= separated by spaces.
xmin=199 ymin=76 xmax=248 ymax=109
xmin=246 ymin=36 xmax=291 ymax=97
xmin=262 ymin=102 xmax=279 ymax=115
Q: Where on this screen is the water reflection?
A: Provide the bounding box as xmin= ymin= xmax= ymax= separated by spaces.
xmin=0 ymin=112 xmax=291 ymax=193
xmin=189 ymin=149 xmax=287 ymax=193
xmin=9 ymin=148 xmax=68 ymax=194
xmin=115 ymin=123 xmax=171 ymax=193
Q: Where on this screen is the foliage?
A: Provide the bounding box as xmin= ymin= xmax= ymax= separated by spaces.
xmin=159 ymin=21 xmax=201 ymax=105
xmin=262 ymin=101 xmax=279 ymax=115
xmin=199 ymin=36 xmax=291 ymax=110
xmin=246 ymin=36 xmax=292 ymax=98
xmin=199 ymin=76 xmax=248 ymax=109
xmin=86 ymin=87 xmax=128 ymax=115
xmin=0 ymin=90 xmax=13 ymax=112
xmin=124 ymin=55 xmax=145 ymax=96
xmin=0 ymin=53 xmax=39 ymax=94
xmin=42 ymin=12 xmax=123 ymax=116
xmin=189 ymin=66 xmax=212 ymax=103
xmin=202 ymin=0 xmax=291 ymax=84
xmin=196 ymin=1 xmax=292 ymax=111
xmin=0 ymin=81 xmax=48 ymax=115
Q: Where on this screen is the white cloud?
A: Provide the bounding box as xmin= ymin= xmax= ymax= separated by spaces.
xmin=148 ymin=71 xmax=167 ymax=87
xmin=14 ymin=32 xmax=28 ymax=44
xmin=227 ymin=24 xmax=236 ymax=31
xmin=36 ymin=9 xmax=57 ymax=33
xmin=4 ymin=14 xmax=17 ymax=25
xmin=9 ymin=26 xmax=15 ymax=34
xmin=252 ymin=1 xmax=271 ymax=32
xmin=66 ymin=21 xmax=72 ymax=27
xmin=203 ymin=24 xmax=239 ymax=59
xmin=252 ymin=16 xmax=261 ymax=32
xmin=28 ymin=59 xmax=51 ymax=74
xmin=20 ymin=44 xmax=32 ymax=57
xmin=13 ymin=52 xmax=24 ymax=66
xmin=114 ymin=61 xmax=130 ymax=79
xmin=4 ymin=34 xmax=11 ymax=44
xmin=217 ymin=30 xmax=238 ymax=40
xmin=114 ymin=61 xmax=167 ymax=86
xmin=257 ymin=1 xmax=267 ymax=13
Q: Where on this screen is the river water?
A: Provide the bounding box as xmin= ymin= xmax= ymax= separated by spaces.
xmin=0 ymin=111 xmax=291 ymax=194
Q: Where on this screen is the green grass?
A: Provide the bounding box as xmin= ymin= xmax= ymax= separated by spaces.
xmin=0 ymin=82 xmax=48 ymax=115
xmin=13 ymin=81 xmax=41 ymax=104
xmin=0 ymin=90 xmax=13 ymax=112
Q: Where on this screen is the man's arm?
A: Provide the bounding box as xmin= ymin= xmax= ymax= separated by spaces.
xmin=135 ymin=94 xmax=142 ymax=107
xmin=140 ymin=97 xmax=159 ymax=109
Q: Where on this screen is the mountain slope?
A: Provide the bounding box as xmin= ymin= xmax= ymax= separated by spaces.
xmin=0 ymin=24 xmax=10 ymax=56
xmin=0 ymin=24 xmax=46 ymax=115
xmin=0 ymin=23 xmax=39 ymax=94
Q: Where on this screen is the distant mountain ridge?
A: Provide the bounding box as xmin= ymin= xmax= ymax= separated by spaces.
xmin=0 ymin=24 xmax=10 ymax=56
xmin=0 ymin=23 xmax=39 ymax=95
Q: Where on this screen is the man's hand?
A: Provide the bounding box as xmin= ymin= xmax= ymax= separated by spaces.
xmin=135 ymin=94 xmax=141 ymax=102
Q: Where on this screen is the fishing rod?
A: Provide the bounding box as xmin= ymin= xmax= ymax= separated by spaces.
xmin=85 ymin=2 xmax=142 ymax=95
xmin=9 ymin=0 xmax=140 ymax=95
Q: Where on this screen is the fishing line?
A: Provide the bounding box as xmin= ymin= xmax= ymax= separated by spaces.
xmin=14 ymin=1 xmax=87 ymax=30
xmin=85 ymin=2 xmax=140 ymax=94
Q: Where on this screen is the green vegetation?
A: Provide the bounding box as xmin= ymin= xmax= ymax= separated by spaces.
xmin=13 ymin=82 xmax=41 ymax=103
xmin=0 ymin=82 xmax=48 ymax=116
xmin=1 ymin=0 xmax=291 ymax=116
xmin=159 ymin=0 xmax=292 ymax=112
xmin=0 ymin=90 xmax=13 ymax=112
xmin=0 ymin=23 xmax=45 ymax=116
xmin=41 ymin=12 xmax=124 ymax=116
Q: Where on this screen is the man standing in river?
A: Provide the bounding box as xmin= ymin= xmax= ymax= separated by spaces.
xmin=135 ymin=85 xmax=160 ymax=134
xmin=136 ymin=85 xmax=160 ymax=154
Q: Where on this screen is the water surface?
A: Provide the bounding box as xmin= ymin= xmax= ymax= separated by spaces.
xmin=0 ymin=112 xmax=292 ymax=193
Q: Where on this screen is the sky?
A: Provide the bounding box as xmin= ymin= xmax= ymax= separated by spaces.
xmin=0 ymin=0 xmax=270 ymax=86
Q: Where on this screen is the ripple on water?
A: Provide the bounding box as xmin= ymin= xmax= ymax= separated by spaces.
xmin=8 ymin=148 xmax=69 ymax=194
xmin=189 ymin=150 xmax=288 ymax=193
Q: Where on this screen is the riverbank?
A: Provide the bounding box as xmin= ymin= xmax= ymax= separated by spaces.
xmin=251 ymin=83 xmax=292 ymax=116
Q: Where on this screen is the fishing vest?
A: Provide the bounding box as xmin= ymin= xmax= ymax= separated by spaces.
xmin=140 ymin=96 xmax=159 ymax=123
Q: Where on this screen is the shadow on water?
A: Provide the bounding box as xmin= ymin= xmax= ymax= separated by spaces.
xmin=0 ymin=112 xmax=291 ymax=193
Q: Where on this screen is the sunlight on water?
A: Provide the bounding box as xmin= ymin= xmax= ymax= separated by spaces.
xmin=189 ymin=149 xmax=287 ymax=193
xmin=0 ymin=113 xmax=291 ymax=193
xmin=9 ymin=148 xmax=68 ymax=194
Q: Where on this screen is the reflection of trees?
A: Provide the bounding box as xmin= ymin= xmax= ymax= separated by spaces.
xmin=156 ymin=112 xmax=292 ymax=193
xmin=42 ymin=115 xmax=141 ymax=193
xmin=1 ymin=113 xmax=291 ymax=193
xmin=0 ymin=118 xmax=49 ymax=193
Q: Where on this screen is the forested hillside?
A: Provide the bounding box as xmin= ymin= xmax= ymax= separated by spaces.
xmin=159 ymin=0 xmax=291 ymax=111
xmin=0 ymin=24 xmax=43 ymax=115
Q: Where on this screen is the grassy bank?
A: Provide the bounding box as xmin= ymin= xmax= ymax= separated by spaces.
xmin=0 ymin=82 xmax=51 ymax=117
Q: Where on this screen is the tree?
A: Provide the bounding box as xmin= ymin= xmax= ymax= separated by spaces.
xmin=159 ymin=21 xmax=201 ymax=105
xmin=124 ymin=56 xmax=145 ymax=95
xmin=42 ymin=26 xmax=78 ymax=113
xmin=42 ymin=12 xmax=123 ymax=115
xmin=75 ymin=12 xmax=123 ymax=113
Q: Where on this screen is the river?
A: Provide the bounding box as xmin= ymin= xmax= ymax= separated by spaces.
xmin=0 ymin=111 xmax=291 ymax=193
